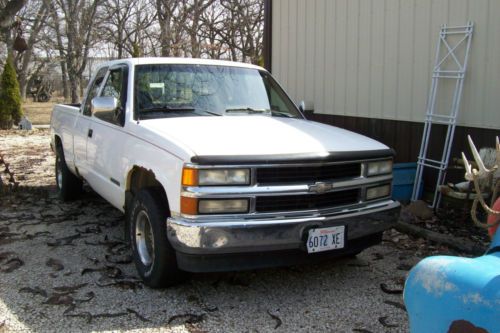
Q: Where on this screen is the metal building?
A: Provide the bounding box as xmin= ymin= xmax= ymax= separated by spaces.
xmin=264 ymin=0 xmax=500 ymax=167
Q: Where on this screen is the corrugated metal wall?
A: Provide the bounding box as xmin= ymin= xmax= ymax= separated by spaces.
xmin=271 ymin=0 xmax=500 ymax=130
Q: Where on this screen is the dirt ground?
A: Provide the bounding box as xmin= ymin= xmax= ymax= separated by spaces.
xmin=0 ymin=129 xmax=465 ymax=333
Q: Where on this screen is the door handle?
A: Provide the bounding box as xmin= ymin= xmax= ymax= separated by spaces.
xmin=88 ymin=129 xmax=93 ymax=138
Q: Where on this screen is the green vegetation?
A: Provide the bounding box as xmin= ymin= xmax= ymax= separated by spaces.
xmin=131 ymin=43 xmax=141 ymax=58
xmin=0 ymin=56 xmax=22 ymax=129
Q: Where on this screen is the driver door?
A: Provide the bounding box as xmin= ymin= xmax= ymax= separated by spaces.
xmin=73 ymin=67 xmax=108 ymax=178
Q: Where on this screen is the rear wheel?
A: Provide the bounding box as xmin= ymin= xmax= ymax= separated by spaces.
xmin=55 ymin=144 xmax=82 ymax=201
xmin=37 ymin=92 xmax=50 ymax=102
xmin=129 ymin=188 xmax=183 ymax=288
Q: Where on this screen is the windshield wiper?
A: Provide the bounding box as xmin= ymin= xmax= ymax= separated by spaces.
xmin=224 ymin=107 xmax=296 ymax=118
xmin=197 ymin=110 xmax=222 ymax=116
xmin=140 ymin=105 xmax=195 ymax=113
xmin=224 ymin=107 xmax=271 ymax=114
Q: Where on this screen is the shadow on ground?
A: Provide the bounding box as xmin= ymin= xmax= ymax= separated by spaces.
xmin=0 ymin=130 xmax=412 ymax=332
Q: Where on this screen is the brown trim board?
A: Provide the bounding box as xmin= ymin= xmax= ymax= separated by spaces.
xmin=263 ymin=0 xmax=272 ymax=72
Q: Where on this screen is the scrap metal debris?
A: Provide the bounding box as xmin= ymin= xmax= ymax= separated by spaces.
xmin=380 ymin=283 xmax=403 ymax=295
xmin=267 ymin=310 xmax=283 ymax=329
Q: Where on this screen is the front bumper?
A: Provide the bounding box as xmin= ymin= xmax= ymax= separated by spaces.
xmin=167 ymin=200 xmax=400 ymax=271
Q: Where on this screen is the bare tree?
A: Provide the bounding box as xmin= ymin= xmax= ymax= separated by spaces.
xmin=155 ymin=0 xmax=178 ymax=56
xmin=0 ymin=0 xmax=27 ymax=57
xmin=14 ymin=0 xmax=49 ymax=100
xmin=101 ymin=0 xmax=156 ymax=58
xmin=199 ymin=3 xmax=227 ymax=59
xmin=183 ymin=0 xmax=215 ymax=58
xmin=101 ymin=0 xmax=133 ymax=58
xmin=219 ymin=0 xmax=264 ymax=64
xmin=0 ymin=0 xmax=26 ymax=30
xmin=154 ymin=0 xmax=263 ymax=61
xmin=49 ymin=0 xmax=102 ymax=103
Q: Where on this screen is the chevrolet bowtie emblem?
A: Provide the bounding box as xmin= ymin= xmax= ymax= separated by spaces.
xmin=308 ymin=182 xmax=334 ymax=194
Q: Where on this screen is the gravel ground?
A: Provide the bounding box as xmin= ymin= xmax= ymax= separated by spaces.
xmin=0 ymin=129 xmax=446 ymax=333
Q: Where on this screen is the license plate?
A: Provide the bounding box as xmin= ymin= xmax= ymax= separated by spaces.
xmin=306 ymin=226 xmax=345 ymax=253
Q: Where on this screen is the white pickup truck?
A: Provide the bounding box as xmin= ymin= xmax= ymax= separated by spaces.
xmin=50 ymin=58 xmax=400 ymax=287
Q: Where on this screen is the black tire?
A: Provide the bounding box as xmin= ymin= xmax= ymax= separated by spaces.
xmin=37 ymin=92 xmax=50 ymax=102
xmin=128 ymin=188 xmax=183 ymax=288
xmin=55 ymin=144 xmax=83 ymax=201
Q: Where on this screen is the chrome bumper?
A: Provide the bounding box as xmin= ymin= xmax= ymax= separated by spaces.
xmin=167 ymin=200 xmax=400 ymax=255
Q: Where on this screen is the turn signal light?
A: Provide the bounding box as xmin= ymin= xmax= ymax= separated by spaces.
xmin=182 ymin=168 xmax=198 ymax=186
xmin=180 ymin=196 xmax=198 ymax=215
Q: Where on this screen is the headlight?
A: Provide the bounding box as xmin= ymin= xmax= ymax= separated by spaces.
xmin=180 ymin=197 xmax=249 ymax=215
xmin=366 ymin=184 xmax=391 ymax=200
xmin=366 ymin=160 xmax=393 ymax=176
xmin=182 ymin=167 xmax=250 ymax=186
xmin=198 ymin=199 xmax=249 ymax=214
xmin=199 ymin=169 xmax=250 ymax=185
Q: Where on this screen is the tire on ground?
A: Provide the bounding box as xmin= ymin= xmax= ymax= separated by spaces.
xmin=55 ymin=143 xmax=82 ymax=201
xmin=128 ymin=187 xmax=183 ymax=288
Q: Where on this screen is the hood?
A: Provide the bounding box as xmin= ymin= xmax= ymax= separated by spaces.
xmin=140 ymin=116 xmax=390 ymax=161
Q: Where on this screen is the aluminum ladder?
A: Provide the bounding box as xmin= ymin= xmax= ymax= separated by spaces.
xmin=412 ymin=22 xmax=474 ymax=208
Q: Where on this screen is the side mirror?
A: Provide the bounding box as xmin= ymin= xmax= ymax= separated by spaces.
xmin=299 ymin=100 xmax=314 ymax=114
xmin=91 ymin=96 xmax=118 ymax=114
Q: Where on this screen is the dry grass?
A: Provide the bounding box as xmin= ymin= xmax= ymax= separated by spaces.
xmin=22 ymin=97 xmax=66 ymax=125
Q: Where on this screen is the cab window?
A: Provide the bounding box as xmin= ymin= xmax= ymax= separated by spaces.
xmin=94 ymin=66 xmax=128 ymax=126
xmin=82 ymin=67 xmax=108 ymax=116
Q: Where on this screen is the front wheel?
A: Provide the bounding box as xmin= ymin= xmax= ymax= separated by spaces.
xmin=55 ymin=144 xmax=82 ymax=201
xmin=129 ymin=188 xmax=183 ymax=288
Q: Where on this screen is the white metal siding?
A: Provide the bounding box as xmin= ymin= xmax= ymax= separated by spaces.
xmin=271 ymin=0 xmax=500 ymax=130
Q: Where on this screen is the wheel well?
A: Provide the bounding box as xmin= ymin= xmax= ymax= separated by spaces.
xmin=54 ymin=135 xmax=62 ymax=149
xmin=126 ymin=167 xmax=168 ymax=209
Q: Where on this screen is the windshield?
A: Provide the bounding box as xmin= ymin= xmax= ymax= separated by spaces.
xmin=134 ymin=64 xmax=302 ymax=119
